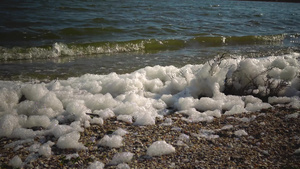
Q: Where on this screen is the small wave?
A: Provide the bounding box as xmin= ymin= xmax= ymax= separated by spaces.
xmin=58 ymin=6 xmax=90 ymax=12
xmin=59 ymin=27 xmax=124 ymax=36
xmin=92 ymin=18 xmax=113 ymax=24
xmin=0 ymin=41 xmax=146 ymax=61
xmin=193 ymin=34 xmax=285 ymax=46
xmin=0 ymin=34 xmax=294 ymax=61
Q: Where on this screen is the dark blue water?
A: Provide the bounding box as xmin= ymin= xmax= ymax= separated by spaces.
xmin=0 ymin=0 xmax=299 ymax=81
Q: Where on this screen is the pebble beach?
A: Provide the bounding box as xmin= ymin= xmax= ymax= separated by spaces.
xmin=1 ymin=106 xmax=299 ymax=169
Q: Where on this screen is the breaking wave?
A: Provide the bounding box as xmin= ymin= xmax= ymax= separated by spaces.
xmin=0 ymin=34 xmax=297 ymax=61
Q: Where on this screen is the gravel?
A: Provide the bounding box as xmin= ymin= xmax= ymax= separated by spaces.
xmin=0 ymin=106 xmax=299 ymax=168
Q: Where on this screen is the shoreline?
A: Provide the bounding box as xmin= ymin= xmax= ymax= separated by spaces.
xmin=0 ymin=106 xmax=299 ymax=168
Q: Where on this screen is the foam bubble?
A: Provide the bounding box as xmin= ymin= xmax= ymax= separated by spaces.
xmin=87 ymin=161 xmax=105 ymax=169
xmin=24 ymin=115 xmax=51 ymax=128
xmin=65 ymin=100 xmax=91 ymax=121
xmin=40 ymin=92 xmax=64 ymax=112
xmin=195 ymin=97 xmax=222 ymax=111
xmin=9 ymin=155 xmax=23 ymax=168
xmin=185 ymin=108 xmax=214 ymax=123
xmin=0 ymin=114 xmax=19 ymax=137
xmin=268 ymin=96 xmax=291 ymax=104
xmin=97 ymin=135 xmax=123 ymax=148
xmin=245 ymin=103 xmax=272 ymax=112
xmin=90 ymin=117 xmax=104 ymax=125
xmin=113 ymin=128 xmax=128 ymax=136
xmin=117 ymin=115 xmax=133 ymax=123
xmin=116 ymin=163 xmax=130 ymax=169
xmin=224 ymin=105 xmax=247 ymax=115
xmin=85 ymin=93 xmax=118 ymax=111
xmin=38 ymin=141 xmax=54 ymax=157
xmin=234 ymin=129 xmax=248 ymax=137
xmin=56 ymin=131 xmax=87 ymax=150
xmin=51 ymin=124 xmax=73 ymax=138
xmin=21 ymin=84 xmax=49 ymax=101
xmin=133 ymin=112 xmax=155 ymax=126
xmin=11 ymin=128 xmax=36 ymax=139
xmin=28 ymin=143 xmax=40 ymax=152
xmin=109 ymin=152 xmax=134 ymax=165
xmin=146 ymin=141 xmax=175 ymax=156
xmin=0 ymin=88 xmax=20 ymax=113
xmin=178 ymin=133 xmax=190 ymax=142
xmin=93 ymin=108 xmax=115 ymax=119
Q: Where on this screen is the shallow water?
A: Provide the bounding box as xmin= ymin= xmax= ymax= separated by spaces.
xmin=0 ymin=0 xmax=299 ymax=81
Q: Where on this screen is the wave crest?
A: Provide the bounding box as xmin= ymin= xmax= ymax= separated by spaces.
xmin=0 ymin=34 xmax=296 ymax=61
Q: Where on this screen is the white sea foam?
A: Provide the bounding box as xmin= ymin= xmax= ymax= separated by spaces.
xmin=234 ymin=129 xmax=248 ymax=137
xmin=9 ymin=155 xmax=23 ymax=168
xmin=38 ymin=141 xmax=54 ymax=157
xmin=56 ymin=131 xmax=87 ymax=150
xmin=97 ymin=135 xmax=123 ymax=148
xmin=147 ymin=141 xmax=175 ymax=156
xmin=0 ymin=53 xmax=299 ymax=160
xmin=87 ymin=161 xmax=105 ymax=169
xmin=113 ymin=128 xmax=128 ymax=136
xmin=109 ymin=152 xmax=134 ymax=165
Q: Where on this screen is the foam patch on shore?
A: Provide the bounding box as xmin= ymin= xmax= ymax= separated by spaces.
xmin=0 ymin=53 xmax=299 ymax=163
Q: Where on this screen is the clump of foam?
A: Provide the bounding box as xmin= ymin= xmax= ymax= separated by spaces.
xmin=183 ymin=108 xmax=215 ymax=123
xmin=9 ymin=155 xmax=23 ymax=168
xmin=268 ymin=96 xmax=292 ymax=104
xmin=146 ymin=141 xmax=175 ymax=156
xmin=161 ymin=118 xmax=173 ymax=126
xmin=285 ymin=112 xmax=299 ymax=119
xmin=134 ymin=112 xmax=155 ymax=126
xmin=51 ymin=124 xmax=73 ymax=138
xmin=294 ymin=148 xmax=300 ymax=155
xmin=24 ymin=115 xmax=51 ymax=128
xmin=56 ymin=131 xmax=87 ymax=150
xmin=40 ymin=92 xmax=64 ymax=112
xmin=117 ymin=115 xmax=133 ymax=123
xmin=65 ymin=153 xmax=79 ymax=160
xmin=21 ymin=83 xmax=49 ymax=101
xmin=93 ymin=108 xmax=115 ymax=119
xmin=28 ymin=143 xmax=40 ymax=152
xmin=87 ymin=161 xmax=105 ymax=169
xmin=65 ymin=100 xmax=91 ymax=122
xmin=90 ymin=117 xmax=104 ymax=125
xmin=113 ymin=128 xmax=128 ymax=136
xmin=195 ymin=129 xmax=219 ymax=139
xmin=98 ymin=135 xmax=123 ymax=148
xmin=234 ymin=129 xmax=248 ymax=137
xmin=0 ymin=87 xmax=20 ymax=113
xmin=245 ymin=103 xmax=272 ymax=112
xmin=0 ymin=114 xmax=19 ymax=137
xmin=11 ymin=128 xmax=36 ymax=139
xmin=109 ymin=152 xmax=134 ymax=165
xmin=38 ymin=141 xmax=54 ymax=157
xmin=224 ymin=105 xmax=247 ymax=115
xmin=117 ymin=163 xmax=130 ymax=169
xmin=221 ymin=125 xmax=234 ymax=130
xmin=178 ymin=133 xmax=190 ymax=142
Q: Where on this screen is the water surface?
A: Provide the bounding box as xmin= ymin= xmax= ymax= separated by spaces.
xmin=0 ymin=0 xmax=299 ymax=81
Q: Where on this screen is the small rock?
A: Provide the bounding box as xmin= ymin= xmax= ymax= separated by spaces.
xmin=294 ymin=148 xmax=300 ymax=155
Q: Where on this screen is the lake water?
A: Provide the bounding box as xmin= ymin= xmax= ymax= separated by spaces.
xmin=0 ymin=0 xmax=299 ymax=81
